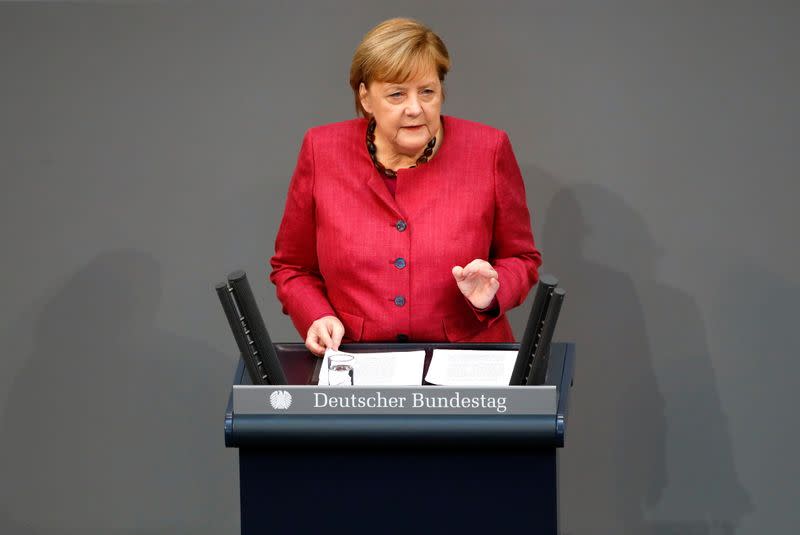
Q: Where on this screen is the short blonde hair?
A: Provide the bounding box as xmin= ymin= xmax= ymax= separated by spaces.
xmin=349 ymin=18 xmax=451 ymax=118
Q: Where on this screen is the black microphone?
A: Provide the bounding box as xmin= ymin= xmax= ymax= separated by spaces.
xmin=216 ymin=270 xmax=287 ymax=385
xmin=216 ymin=281 xmax=268 ymax=385
xmin=226 ymin=270 xmax=287 ymax=385
xmin=509 ymin=274 xmax=558 ymax=385
xmin=526 ymin=287 xmax=566 ymax=386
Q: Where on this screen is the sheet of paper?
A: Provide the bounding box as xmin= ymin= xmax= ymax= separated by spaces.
xmin=319 ymin=347 xmax=426 ymax=386
xmin=424 ymin=349 xmax=519 ymax=386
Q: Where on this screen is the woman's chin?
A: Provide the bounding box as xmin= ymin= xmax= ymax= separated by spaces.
xmin=396 ymin=133 xmax=430 ymax=151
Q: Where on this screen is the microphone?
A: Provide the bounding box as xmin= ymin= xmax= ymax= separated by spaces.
xmin=216 ymin=270 xmax=287 ymax=385
xmin=509 ymin=274 xmax=559 ymax=386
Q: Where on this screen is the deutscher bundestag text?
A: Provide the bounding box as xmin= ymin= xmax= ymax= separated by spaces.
xmin=314 ymin=391 xmax=508 ymax=413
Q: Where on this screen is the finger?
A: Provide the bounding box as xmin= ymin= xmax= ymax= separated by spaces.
xmin=452 ymin=265 xmax=464 ymax=280
xmin=318 ymin=323 xmax=334 ymax=350
xmin=467 ymin=258 xmax=486 ymax=271
xmin=481 ymin=265 xmax=498 ymax=278
xmin=331 ymin=321 xmax=345 ymax=351
xmin=469 ymin=259 xmax=491 ymax=277
xmin=462 ymin=259 xmax=478 ymax=275
xmin=305 ymin=334 xmax=325 ymax=357
xmin=476 ymin=259 xmax=494 ymax=274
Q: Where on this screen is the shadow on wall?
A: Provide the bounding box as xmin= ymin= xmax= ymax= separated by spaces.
xmin=531 ymin=178 xmax=752 ymax=535
xmin=504 ymin=162 xmax=566 ymax=336
xmin=0 ymin=250 xmax=238 ymax=535
xmin=710 ymin=263 xmax=797 ymax=535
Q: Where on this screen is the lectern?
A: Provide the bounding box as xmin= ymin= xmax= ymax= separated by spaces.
xmin=224 ymin=341 xmax=575 ymax=534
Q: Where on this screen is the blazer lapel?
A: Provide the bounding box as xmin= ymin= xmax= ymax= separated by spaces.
xmin=366 ymin=173 xmax=404 ymax=218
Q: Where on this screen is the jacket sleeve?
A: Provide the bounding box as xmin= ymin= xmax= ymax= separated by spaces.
xmin=269 ymin=129 xmax=336 ymax=339
xmin=470 ymin=131 xmax=542 ymax=325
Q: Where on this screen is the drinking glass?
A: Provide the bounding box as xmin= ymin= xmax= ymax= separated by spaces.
xmin=327 ymin=352 xmax=355 ymax=386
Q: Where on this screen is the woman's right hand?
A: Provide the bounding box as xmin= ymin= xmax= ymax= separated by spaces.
xmin=305 ymin=315 xmax=345 ymax=357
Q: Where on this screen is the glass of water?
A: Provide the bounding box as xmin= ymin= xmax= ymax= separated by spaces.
xmin=327 ymin=351 xmax=355 ymax=386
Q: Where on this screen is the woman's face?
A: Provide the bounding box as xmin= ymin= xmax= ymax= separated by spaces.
xmin=359 ymin=67 xmax=443 ymax=157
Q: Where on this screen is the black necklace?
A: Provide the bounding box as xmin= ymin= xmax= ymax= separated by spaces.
xmin=366 ymin=117 xmax=436 ymax=178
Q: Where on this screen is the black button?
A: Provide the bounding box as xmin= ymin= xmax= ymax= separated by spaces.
xmin=396 ymin=334 xmax=409 ymax=342
xmin=395 ymin=220 xmax=407 ymax=232
xmin=394 ymin=296 xmax=406 ymax=306
xmin=394 ymin=257 xmax=406 ymax=269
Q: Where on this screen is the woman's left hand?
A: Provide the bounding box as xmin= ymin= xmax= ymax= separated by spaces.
xmin=452 ymin=259 xmax=500 ymax=310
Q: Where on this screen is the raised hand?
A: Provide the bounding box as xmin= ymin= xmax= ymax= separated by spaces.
xmin=451 ymin=259 xmax=499 ymax=310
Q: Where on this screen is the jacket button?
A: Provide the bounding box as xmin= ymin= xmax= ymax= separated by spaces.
xmin=395 ymin=220 xmax=407 ymax=232
xmin=394 ymin=257 xmax=406 ymax=269
xmin=396 ymin=334 xmax=409 ymax=342
xmin=394 ymin=296 xmax=406 ymax=307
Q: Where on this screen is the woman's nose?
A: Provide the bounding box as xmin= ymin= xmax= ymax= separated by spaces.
xmin=405 ymin=95 xmax=422 ymax=116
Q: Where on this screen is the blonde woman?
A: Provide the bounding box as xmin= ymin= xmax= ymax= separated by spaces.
xmin=270 ymin=18 xmax=541 ymax=356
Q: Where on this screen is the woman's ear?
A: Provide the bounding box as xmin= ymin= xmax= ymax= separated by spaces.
xmin=359 ymin=82 xmax=372 ymax=115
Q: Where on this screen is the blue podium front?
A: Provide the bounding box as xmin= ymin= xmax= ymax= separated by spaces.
xmin=224 ymin=342 xmax=575 ymax=534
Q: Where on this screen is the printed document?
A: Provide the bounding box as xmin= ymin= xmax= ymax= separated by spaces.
xmin=424 ymin=349 xmax=518 ymax=386
xmin=319 ymin=347 xmax=425 ymax=386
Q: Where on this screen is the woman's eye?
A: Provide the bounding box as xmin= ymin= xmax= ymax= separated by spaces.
xmin=389 ymin=92 xmax=403 ymax=98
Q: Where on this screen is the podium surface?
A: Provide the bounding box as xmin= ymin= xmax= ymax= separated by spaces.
xmin=224 ymin=342 xmax=575 ymax=534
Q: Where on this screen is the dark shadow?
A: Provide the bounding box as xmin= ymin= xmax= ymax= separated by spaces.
xmin=540 ymin=182 xmax=665 ymax=534
xmin=635 ymin=259 xmax=754 ymax=533
xmin=539 ymin=182 xmax=751 ymax=534
xmin=0 ymin=251 xmax=239 ymax=534
xmin=701 ymin=263 xmax=796 ymax=535
xmin=504 ymin=163 xmax=567 ymax=335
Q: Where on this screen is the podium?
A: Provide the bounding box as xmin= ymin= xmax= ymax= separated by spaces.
xmin=224 ymin=341 xmax=576 ymax=534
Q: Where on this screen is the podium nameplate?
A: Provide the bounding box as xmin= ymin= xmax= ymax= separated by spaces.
xmin=233 ymin=385 xmax=557 ymax=415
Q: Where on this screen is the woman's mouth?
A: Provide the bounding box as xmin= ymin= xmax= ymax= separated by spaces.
xmin=402 ymin=125 xmax=425 ymax=131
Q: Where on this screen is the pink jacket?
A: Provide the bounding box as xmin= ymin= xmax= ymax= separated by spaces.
xmin=269 ymin=115 xmax=542 ymax=343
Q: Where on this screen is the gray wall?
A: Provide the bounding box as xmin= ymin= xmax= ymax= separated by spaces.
xmin=1 ymin=1 xmax=797 ymax=534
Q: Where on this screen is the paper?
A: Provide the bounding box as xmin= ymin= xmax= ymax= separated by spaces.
xmin=319 ymin=347 xmax=426 ymax=386
xmin=424 ymin=349 xmax=519 ymax=386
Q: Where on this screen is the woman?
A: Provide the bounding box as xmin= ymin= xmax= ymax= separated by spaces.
xmin=270 ymin=18 xmax=542 ymax=356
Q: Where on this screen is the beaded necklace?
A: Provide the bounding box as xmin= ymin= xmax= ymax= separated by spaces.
xmin=365 ymin=117 xmax=437 ymax=178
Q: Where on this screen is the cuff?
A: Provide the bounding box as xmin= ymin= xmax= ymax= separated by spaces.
xmin=467 ymin=295 xmax=501 ymax=323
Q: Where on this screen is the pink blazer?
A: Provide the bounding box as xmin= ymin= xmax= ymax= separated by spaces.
xmin=269 ymin=115 xmax=542 ymax=343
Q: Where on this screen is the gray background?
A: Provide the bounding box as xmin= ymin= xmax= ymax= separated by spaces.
xmin=1 ymin=1 xmax=797 ymax=533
